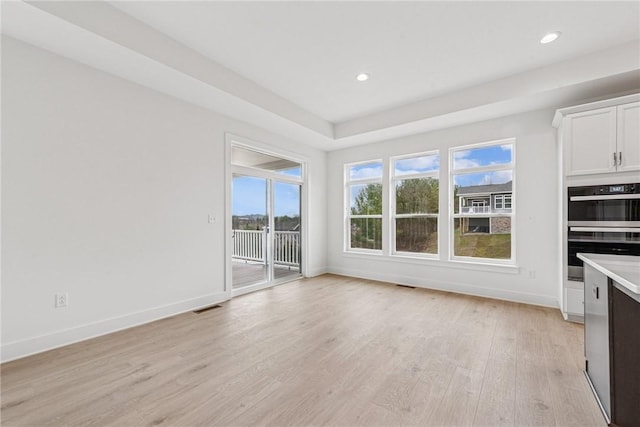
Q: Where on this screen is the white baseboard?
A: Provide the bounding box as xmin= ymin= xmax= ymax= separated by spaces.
xmin=1 ymin=291 xmax=229 ymax=363
xmin=328 ymin=266 xmax=558 ymax=309
xmin=564 ymin=312 xmax=585 ymax=324
xmin=307 ymin=266 xmax=328 ymax=277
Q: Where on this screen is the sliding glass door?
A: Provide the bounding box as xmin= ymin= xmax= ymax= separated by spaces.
xmin=272 ymin=181 xmax=301 ymax=282
xmin=230 ymin=144 xmax=303 ymax=294
xmin=231 ymin=175 xmax=269 ymax=288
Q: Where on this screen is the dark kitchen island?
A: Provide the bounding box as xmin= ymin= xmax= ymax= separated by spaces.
xmin=578 ymin=253 xmax=640 ymax=427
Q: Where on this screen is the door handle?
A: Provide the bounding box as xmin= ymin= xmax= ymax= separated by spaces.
xmin=613 ymin=152 xmax=617 ymax=167
xmin=593 ymin=286 xmax=599 ymax=299
xmin=619 ymin=151 xmax=622 ymax=166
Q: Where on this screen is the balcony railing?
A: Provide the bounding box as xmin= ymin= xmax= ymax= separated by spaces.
xmin=232 ymin=229 xmax=300 ymax=267
xmin=233 ymin=230 xmax=264 ymax=262
xmin=461 ymin=206 xmax=490 ymax=214
xmin=460 ymin=206 xmax=512 ymax=214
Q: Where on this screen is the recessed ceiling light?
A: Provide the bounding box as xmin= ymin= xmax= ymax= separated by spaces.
xmin=540 ymin=31 xmax=561 ymax=44
xmin=356 ymin=73 xmax=369 ymax=82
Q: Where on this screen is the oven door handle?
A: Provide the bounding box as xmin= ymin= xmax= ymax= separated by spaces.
xmin=570 ymin=226 xmax=640 ymax=233
xmin=570 ymin=194 xmax=640 ymax=201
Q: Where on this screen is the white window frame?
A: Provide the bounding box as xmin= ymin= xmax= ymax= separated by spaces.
xmin=390 ymin=151 xmax=440 ymax=258
xmin=345 ymin=159 xmax=383 ymax=253
xmin=449 ymin=138 xmax=516 ymax=265
xmin=224 ymin=133 xmax=308 ymax=297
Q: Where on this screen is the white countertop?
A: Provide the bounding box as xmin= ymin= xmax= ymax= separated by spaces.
xmin=577 ymin=253 xmax=640 ymax=295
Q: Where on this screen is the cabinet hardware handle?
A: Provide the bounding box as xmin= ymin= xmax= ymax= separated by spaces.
xmin=613 ymin=152 xmax=617 ymax=167
xmin=619 ymin=151 xmax=622 ymax=166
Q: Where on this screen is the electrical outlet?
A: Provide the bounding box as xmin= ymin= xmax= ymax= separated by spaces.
xmin=208 ymin=214 xmax=216 ymax=224
xmin=55 ymin=293 xmax=68 ymax=308
xmin=529 ymin=270 xmax=536 ymax=279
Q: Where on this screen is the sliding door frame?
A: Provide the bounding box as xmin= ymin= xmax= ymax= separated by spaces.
xmin=224 ymin=133 xmax=308 ymax=299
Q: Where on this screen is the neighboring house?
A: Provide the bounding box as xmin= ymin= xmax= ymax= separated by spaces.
xmin=457 ymin=181 xmax=512 ymax=234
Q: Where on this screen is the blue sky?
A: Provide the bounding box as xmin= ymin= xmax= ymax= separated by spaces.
xmin=453 ymin=144 xmax=513 ymax=187
xmin=232 ymin=176 xmax=300 ymax=216
xmin=453 ymin=144 xmax=512 ymax=170
xmin=349 ymin=161 xmax=383 ymax=180
xmin=348 ymin=144 xmax=512 ymax=183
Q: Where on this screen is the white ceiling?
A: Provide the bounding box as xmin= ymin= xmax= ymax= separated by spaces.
xmin=111 ymin=1 xmax=640 ymax=123
xmin=2 ymin=1 xmax=640 ymax=151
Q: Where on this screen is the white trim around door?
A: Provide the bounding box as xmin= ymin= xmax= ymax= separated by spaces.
xmin=224 ymin=133 xmax=309 ymax=299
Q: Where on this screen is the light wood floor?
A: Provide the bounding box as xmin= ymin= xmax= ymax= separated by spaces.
xmin=1 ymin=275 xmax=605 ymax=426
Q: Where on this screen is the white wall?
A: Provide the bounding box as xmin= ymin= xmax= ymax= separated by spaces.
xmin=327 ymin=109 xmax=560 ymax=307
xmin=1 ymin=37 xmax=327 ymax=362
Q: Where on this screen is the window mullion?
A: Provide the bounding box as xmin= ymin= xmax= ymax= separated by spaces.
xmin=392 ymin=171 xmax=439 ymax=181
xmin=451 ymin=163 xmax=513 ymax=175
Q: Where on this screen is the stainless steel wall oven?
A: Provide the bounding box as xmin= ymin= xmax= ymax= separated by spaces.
xmin=567 ymin=183 xmax=640 ymax=282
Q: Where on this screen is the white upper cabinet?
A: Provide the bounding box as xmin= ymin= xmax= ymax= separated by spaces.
xmin=562 ymin=100 xmax=640 ymax=176
xmin=617 ymin=102 xmax=640 ymax=173
xmin=564 ymin=107 xmax=617 ymax=176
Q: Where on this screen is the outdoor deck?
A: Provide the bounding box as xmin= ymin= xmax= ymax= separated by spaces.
xmin=232 ymin=260 xmax=301 ymax=288
xmin=232 ymin=229 xmax=301 ymax=288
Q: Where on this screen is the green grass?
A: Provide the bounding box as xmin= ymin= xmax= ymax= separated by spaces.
xmin=395 ymin=232 xmax=438 ymax=254
xmin=454 ymin=232 xmax=511 ymax=259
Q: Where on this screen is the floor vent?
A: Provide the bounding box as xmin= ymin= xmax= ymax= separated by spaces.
xmin=396 ymin=284 xmax=416 ymax=289
xmin=193 ymin=304 xmax=223 ymax=314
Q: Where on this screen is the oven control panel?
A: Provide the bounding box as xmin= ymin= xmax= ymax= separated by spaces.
xmin=598 ymin=184 xmax=637 ymax=194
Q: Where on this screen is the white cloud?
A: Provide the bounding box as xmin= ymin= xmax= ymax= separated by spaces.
xmin=350 ymin=165 xmax=383 ymax=180
xmin=452 ymin=150 xmax=482 ymax=169
xmin=480 ymin=170 xmax=512 ymax=185
xmin=395 ymin=155 xmax=439 ymax=175
xmin=397 ymin=155 xmax=438 ymax=169
xmin=493 ymin=170 xmax=513 ymax=183
xmin=453 ymin=158 xmax=481 ymax=169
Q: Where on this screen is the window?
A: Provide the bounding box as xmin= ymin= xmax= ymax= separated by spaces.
xmin=345 ymin=161 xmax=383 ymax=251
xmin=494 ymin=194 xmax=513 ymax=211
xmin=391 ymin=152 xmax=439 ymax=255
xmin=451 ymin=140 xmax=515 ymax=262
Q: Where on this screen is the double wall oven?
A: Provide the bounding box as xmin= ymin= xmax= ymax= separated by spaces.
xmin=567 ymin=183 xmax=640 ymax=282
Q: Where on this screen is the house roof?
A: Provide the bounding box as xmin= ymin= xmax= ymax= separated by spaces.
xmin=457 ymin=181 xmax=512 ymax=196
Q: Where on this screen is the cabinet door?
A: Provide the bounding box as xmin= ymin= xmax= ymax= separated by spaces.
xmin=616 ymin=102 xmax=640 ymax=172
xmin=584 ymin=265 xmax=611 ymax=420
xmin=565 ymin=107 xmax=617 ymax=176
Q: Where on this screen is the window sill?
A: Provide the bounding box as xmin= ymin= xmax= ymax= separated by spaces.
xmin=345 ymin=248 xmax=383 ymax=256
xmin=392 ymin=251 xmax=439 ymax=260
xmin=448 ymin=258 xmax=519 ymax=273
xmin=341 ymin=251 xmax=520 ymax=275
